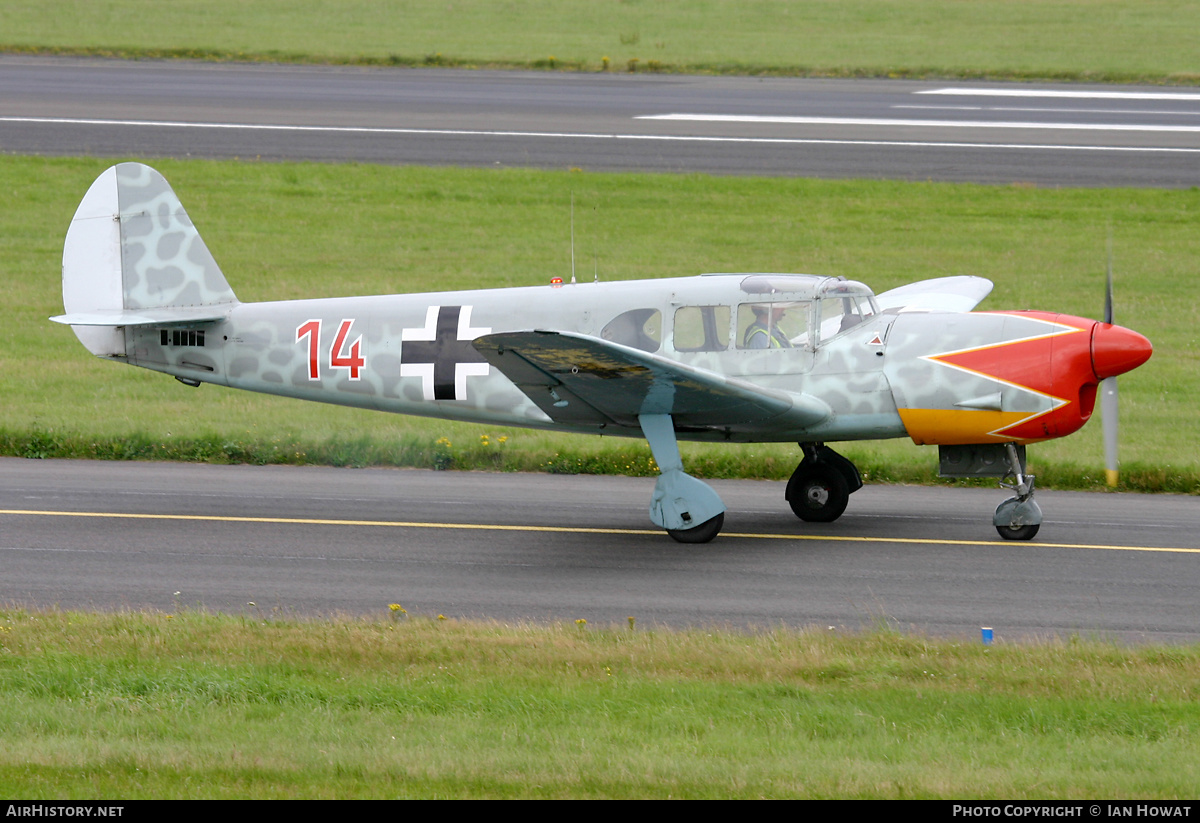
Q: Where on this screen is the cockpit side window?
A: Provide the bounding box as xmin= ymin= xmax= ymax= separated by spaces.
xmin=817 ymin=295 xmax=876 ymax=344
xmin=673 ymin=305 xmax=731 ymax=352
xmin=737 ymin=301 xmax=810 ymax=350
xmin=601 ymin=308 xmax=662 ymax=353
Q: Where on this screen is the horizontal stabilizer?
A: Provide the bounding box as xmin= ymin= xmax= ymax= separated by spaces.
xmin=474 ymin=330 xmax=830 ymax=432
xmin=875 ymin=275 xmax=993 ymax=314
xmin=50 ymin=307 xmax=230 ymax=327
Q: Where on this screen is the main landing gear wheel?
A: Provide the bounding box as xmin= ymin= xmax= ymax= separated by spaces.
xmin=787 ymin=464 xmax=850 ymax=523
xmin=666 ymin=512 xmax=725 ymax=544
xmin=996 ymin=523 xmax=1040 ymax=541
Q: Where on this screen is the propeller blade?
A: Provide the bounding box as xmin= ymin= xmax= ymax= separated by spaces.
xmin=1102 ymin=234 xmax=1117 ymax=486
xmin=1104 ymin=237 xmax=1114 ymax=325
xmin=1101 ymin=375 xmax=1119 ymax=487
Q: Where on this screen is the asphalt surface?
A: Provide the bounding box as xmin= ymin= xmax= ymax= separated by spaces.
xmin=3 ymin=56 xmax=1200 ymax=186
xmin=2 ymin=459 xmax=1197 ymax=642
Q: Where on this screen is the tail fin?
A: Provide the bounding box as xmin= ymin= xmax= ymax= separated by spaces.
xmin=53 ymin=163 xmax=238 ymax=357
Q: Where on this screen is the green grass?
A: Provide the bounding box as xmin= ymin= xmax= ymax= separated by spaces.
xmin=2 ymin=0 xmax=1198 ymax=83
xmin=3 ymin=156 xmax=1196 ymax=492
xmin=1 ymin=609 xmax=1198 ymax=798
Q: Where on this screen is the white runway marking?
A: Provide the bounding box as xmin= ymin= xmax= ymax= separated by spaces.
xmin=895 ymin=105 xmax=1200 ymax=117
xmin=4 ymin=116 xmax=1200 ymax=154
xmin=918 ymin=88 xmax=1200 ymax=101
xmin=638 ymin=113 xmax=1200 ymax=134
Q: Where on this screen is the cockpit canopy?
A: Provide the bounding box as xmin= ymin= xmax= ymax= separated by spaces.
xmin=738 ymin=274 xmax=877 ymax=304
xmin=599 ymin=274 xmax=880 ymax=354
xmin=738 ymin=275 xmax=878 ymax=349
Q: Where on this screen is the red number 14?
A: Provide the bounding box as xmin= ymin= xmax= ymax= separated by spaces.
xmin=296 ymin=319 xmax=365 ymax=380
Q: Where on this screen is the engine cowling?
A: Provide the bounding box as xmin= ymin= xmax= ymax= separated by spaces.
xmin=891 ymin=311 xmax=1151 ymax=446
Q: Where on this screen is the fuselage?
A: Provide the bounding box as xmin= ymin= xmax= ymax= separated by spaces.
xmin=120 ymin=273 xmax=1151 ymax=447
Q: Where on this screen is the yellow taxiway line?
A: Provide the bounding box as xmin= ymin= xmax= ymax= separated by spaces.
xmin=2 ymin=508 xmax=1197 ymax=554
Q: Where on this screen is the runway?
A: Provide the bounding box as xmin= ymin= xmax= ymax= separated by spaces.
xmin=2 ymin=459 xmax=1197 ymax=642
xmin=3 ymin=57 xmax=1200 ymax=186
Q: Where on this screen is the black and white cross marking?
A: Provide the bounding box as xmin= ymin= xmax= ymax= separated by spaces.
xmin=400 ymin=305 xmax=491 ymax=401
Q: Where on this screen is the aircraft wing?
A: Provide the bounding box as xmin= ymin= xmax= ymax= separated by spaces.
xmin=474 ymin=330 xmax=830 ymax=431
xmin=874 ymin=276 xmax=993 ymax=314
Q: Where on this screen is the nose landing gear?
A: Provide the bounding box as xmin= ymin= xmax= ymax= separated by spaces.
xmin=993 ymin=442 xmax=1042 ymax=540
xmin=939 ymin=442 xmax=1043 ymax=540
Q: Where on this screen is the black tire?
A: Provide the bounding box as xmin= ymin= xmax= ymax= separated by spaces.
xmin=787 ymin=463 xmax=850 ymax=523
xmin=996 ymin=523 xmax=1040 ymax=541
xmin=666 ymin=512 xmax=724 ymax=544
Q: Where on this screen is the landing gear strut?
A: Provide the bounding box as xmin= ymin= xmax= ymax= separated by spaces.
xmin=639 ymin=414 xmax=726 ymax=543
xmin=786 ymin=444 xmax=863 ymax=523
xmin=994 ymin=442 xmax=1042 ymax=540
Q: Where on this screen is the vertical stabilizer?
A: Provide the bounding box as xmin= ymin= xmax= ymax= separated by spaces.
xmin=60 ymin=163 xmax=238 ymax=357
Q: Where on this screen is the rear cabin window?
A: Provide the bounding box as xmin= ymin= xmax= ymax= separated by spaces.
xmin=600 ymin=308 xmax=662 ymax=353
xmin=673 ymin=305 xmax=730 ymax=352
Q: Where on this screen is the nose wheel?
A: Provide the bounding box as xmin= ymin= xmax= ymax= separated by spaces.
xmin=996 ymin=523 xmax=1040 ymax=540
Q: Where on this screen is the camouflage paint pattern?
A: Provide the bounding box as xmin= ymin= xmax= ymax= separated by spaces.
xmin=113 ymin=163 xmax=237 ymax=312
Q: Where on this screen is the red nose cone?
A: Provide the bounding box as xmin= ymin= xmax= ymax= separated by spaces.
xmin=1091 ymin=323 xmax=1153 ymax=380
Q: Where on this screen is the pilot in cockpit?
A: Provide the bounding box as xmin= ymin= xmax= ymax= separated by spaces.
xmin=743 ymin=304 xmax=792 ymax=349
